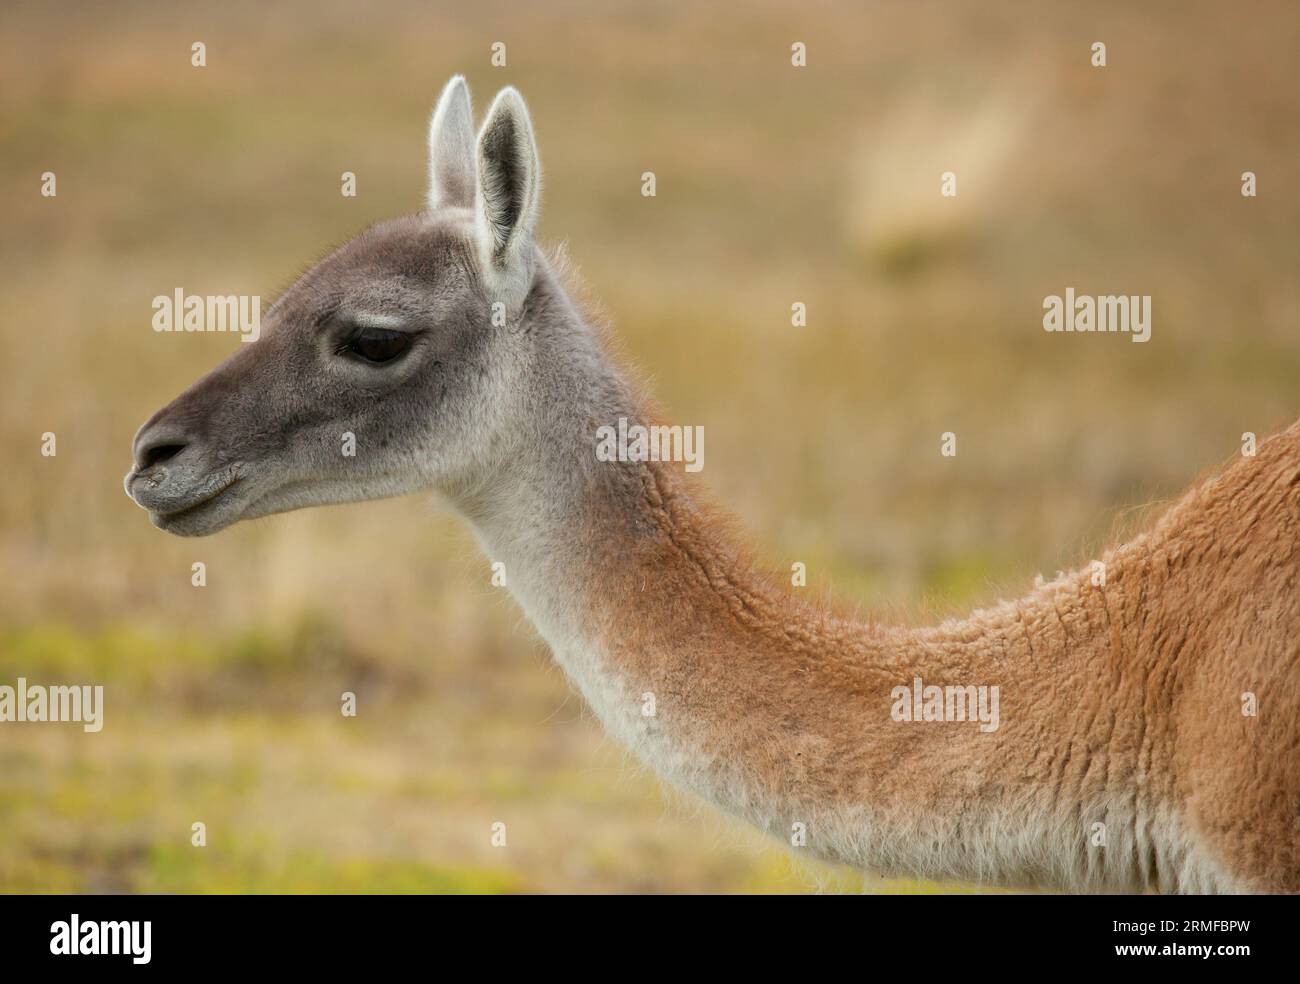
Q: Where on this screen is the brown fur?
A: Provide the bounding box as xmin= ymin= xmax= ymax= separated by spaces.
xmin=565 ymin=419 xmax=1300 ymax=891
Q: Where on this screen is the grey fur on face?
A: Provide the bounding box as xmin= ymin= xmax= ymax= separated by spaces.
xmin=125 ymin=78 xmax=570 ymax=536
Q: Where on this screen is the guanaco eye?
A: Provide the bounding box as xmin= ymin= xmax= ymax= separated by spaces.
xmin=343 ymin=328 xmax=412 ymax=365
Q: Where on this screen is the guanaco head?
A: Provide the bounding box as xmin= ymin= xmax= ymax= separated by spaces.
xmin=125 ymin=78 xmax=547 ymax=536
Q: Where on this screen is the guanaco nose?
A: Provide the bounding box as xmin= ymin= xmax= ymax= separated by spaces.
xmin=132 ymin=422 xmax=191 ymax=472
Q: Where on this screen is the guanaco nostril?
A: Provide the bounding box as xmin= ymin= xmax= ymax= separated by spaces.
xmin=132 ymin=419 xmax=195 ymax=472
xmin=139 ymin=441 xmax=188 ymax=470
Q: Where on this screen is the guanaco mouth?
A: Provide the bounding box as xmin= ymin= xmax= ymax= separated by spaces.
xmin=153 ymin=475 xmax=242 ymax=519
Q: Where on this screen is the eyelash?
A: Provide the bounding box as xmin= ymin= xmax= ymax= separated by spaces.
xmin=338 ymin=327 xmax=414 ymax=365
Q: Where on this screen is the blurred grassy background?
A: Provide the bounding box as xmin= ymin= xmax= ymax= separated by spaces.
xmin=1 ymin=0 xmax=1297 ymax=893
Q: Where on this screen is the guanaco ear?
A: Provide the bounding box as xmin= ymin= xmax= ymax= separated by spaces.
xmin=474 ymin=87 xmax=541 ymax=296
xmin=426 ymin=76 xmax=476 ymax=210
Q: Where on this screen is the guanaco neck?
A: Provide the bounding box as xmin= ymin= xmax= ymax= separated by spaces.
xmin=451 ymin=265 xmax=1224 ymax=892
